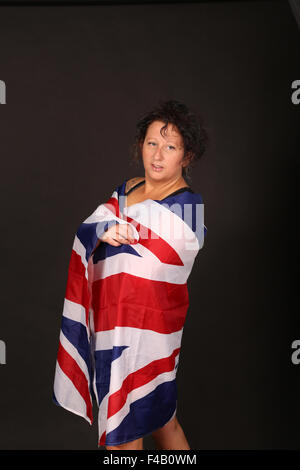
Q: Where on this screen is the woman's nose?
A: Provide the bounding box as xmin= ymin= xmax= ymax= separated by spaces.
xmin=153 ymin=146 xmax=164 ymax=159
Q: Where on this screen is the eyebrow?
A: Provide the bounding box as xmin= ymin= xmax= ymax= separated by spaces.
xmin=146 ymin=136 xmax=178 ymax=143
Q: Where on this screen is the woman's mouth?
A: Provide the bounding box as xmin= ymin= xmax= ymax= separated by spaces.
xmin=151 ymin=163 xmax=164 ymax=172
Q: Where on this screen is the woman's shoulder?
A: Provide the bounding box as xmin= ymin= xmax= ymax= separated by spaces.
xmin=125 ymin=176 xmax=145 ymax=193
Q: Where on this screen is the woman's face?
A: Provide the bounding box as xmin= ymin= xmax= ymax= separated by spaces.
xmin=141 ymin=120 xmax=188 ymax=181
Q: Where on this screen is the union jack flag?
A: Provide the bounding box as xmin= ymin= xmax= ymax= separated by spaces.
xmin=53 ymin=178 xmax=206 ymax=446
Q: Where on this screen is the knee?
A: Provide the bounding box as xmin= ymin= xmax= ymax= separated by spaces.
xmin=152 ymin=416 xmax=179 ymax=437
xmin=105 ymin=437 xmax=143 ymax=450
xmin=164 ymin=416 xmax=179 ymax=432
xmin=106 ymin=444 xmax=122 ymax=450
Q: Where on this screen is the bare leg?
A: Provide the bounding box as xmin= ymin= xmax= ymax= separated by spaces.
xmin=106 ymin=437 xmax=144 ymax=450
xmin=151 ymin=416 xmax=190 ymax=450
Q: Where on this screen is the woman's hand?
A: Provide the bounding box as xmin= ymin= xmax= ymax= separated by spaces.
xmin=93 ymin=222 xmax=136 ymax=251
xmin=102 ymin=222 xmax=136 ymax=246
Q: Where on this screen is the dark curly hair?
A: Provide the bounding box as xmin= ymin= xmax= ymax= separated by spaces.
xmin=129 ymin=99 xmax=208 ymax=185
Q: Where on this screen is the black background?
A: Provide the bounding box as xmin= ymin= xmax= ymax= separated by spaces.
xmin=0 ymin=0 xmax=299 ymax=450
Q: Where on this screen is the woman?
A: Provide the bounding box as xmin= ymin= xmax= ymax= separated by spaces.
xmin=53 ymin=99 xmax=208 ymax=450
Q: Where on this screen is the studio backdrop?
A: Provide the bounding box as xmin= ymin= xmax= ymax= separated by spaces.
xmin=0 ymin=0 xmax=299 ymax=450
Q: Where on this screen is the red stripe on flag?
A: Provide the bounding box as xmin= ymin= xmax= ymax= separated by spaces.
xmin=57 ymin=342 xmax=93 ymax=424
xmin=92 ymin=273 xmax=189 ymax=334
xmin=99 ymin=431 xmax=106 ymax=446
xmin=107 ymin=348 xmax=180 ymax=418
xmin=104 ymin=197 xmax=121 ymax=219
xmin=125 ymin=213 xmax=184 ymax=266
xmin=65 ymin=250 xmax=91 ymax=325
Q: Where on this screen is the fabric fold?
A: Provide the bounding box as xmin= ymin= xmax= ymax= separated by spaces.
xmin=53 ymin=179 xmax=206 ymax=445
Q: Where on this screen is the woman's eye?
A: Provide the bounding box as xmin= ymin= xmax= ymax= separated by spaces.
xmin=148 ymin=142 xmax=175 ymax=150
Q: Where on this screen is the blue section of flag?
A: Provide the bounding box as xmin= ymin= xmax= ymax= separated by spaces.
xmin=61 ymin=315 xmax=93 ymax=382
xmin=105 ymin=380 xmax=177 ymax=446
xmin=94 ymin=346 xmax=129 ymax=405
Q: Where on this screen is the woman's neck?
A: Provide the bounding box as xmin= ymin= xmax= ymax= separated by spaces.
xmin=142 ymin=174 xmax=187 ymax=198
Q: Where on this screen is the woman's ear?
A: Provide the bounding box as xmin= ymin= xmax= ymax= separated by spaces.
xmin=182 ymin=151 xmax=193 ymax=168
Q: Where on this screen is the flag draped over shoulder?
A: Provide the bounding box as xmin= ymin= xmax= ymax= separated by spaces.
xmin=53 ymin=179 xmax=207 ymax=447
